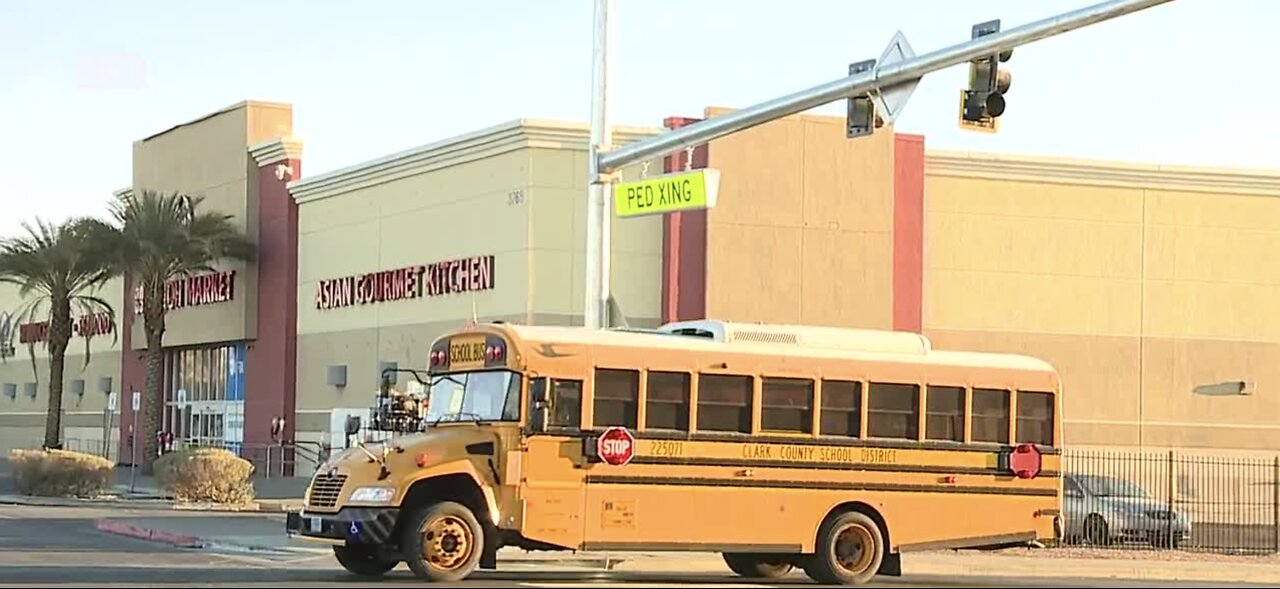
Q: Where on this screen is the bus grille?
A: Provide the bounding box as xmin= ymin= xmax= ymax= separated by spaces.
xmin=308 ymin=473 xmax=347 ymax=509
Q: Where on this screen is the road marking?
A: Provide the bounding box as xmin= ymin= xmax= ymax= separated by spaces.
xmin=520 ymin=584 xmax=771 ymax=588
xmin=212 ymin=553 xmax=294 ymax=568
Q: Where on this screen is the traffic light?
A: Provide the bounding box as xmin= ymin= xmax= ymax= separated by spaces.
xmin=846 ymin=59 xmax=885 ymax=138
xmin=960 ymin=19 xmax=1012 ymax=132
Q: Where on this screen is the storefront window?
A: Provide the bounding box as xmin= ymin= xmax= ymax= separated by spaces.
xmin=163 ymin=342 xmax=245 ymax=449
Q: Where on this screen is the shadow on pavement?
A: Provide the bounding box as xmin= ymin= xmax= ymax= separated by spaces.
xmin=0 ymin=516 xmax=182 ymax=553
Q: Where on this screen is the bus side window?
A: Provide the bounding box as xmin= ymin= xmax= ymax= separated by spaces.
xmin=698 ymin=374 xmax=753 ymax=434
xmin=867 ymin=382 xmax=920 ymax=440
xmin=1016 ymin=390 xmax=1055 ymax=446
xmin=549 ymin=379 xmax=584 ymax=429
xmin=971 ymin=388 xmax=1011 ymax=444
xmin=594 ymin=369 xmax=639 ymax=429
xmin=761 ymin=377 xmax=813 ymax=433
xmin=925 ymin=385 xmax=965 ymax=442
xmin=820 ymin=380 xmax=861 ymax=437
xmin=646 ymin=371 xmax=690 ymax=431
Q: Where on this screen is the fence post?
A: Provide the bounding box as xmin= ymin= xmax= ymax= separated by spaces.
xmin=1273 ymin=456 xmax=1279 ymax=554
xmin=1167 ymin=450 xmax=1175 ymax=545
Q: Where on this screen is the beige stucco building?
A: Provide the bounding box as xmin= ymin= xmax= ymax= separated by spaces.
xmin=4 ymin=99 xmax=1279 ymax=472
xmin=0 ymin=280 xmax=123 ymax=457
xmin=286 ymin=120 xmax=666 ymax=453
xmin=922 ymin=151 xmax=1280 ymax=454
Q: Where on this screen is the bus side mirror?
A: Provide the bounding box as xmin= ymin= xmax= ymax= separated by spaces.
xmin=344 ymin=415 xmax=362 ymax=436
xmin=530 ymin=378 xmax=550 ymax=431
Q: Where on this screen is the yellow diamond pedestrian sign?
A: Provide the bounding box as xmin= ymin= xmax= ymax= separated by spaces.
xmin=614 ymin=169 xmax=720 ymax=218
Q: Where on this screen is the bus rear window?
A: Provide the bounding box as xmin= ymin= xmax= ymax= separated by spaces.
xmin=1016 ymin=390 xmax=1055 ymax=446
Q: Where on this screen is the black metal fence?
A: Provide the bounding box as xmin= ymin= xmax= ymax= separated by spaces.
xmin=1060 ymin=449 xmax=1279 ymax=555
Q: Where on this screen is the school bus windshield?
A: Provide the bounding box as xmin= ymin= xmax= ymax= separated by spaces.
xmin=424 ymin=369 xmax=521 ymax=423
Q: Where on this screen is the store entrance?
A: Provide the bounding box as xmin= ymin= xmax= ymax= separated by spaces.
xmin=162 ymin=342 xmax=246 ymax=452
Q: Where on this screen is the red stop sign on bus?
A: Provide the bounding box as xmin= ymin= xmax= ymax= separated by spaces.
xmin=597 ymin=427 xmax=636 ymax=466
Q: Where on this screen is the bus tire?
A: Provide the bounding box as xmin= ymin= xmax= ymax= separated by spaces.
xmin=721 ymin=553 xmax=794 ymax=578
xmin=333 ymin=544 xmax=398 ymax=577
xmin=401 ymin=500 xmax=485 ymax=582
xmin=804 ymin=511 xmax=885 ymax=585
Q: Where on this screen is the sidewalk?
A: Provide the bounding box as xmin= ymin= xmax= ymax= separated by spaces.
xmin=0 ymin=459 xmax=305 ymax=512
xmin=86 ymin=512 xmax=1280 ymax=583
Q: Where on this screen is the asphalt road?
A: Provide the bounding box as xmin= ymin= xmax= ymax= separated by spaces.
xmin=0 ymin=504 xmax=1259 ymax=588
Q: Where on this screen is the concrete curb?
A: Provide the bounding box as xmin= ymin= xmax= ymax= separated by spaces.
xmin=94 ymin=519 xmax=206 ymax=549
xmin=0 ymin=493 xmax=299 ymax=513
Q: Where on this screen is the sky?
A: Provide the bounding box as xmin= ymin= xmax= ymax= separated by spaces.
xmin=0 ymin=0 xmax=1276 ymax=236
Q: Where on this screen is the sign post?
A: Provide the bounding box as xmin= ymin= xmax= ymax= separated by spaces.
xmin=129 ymin=391 xmax=141 ymax=493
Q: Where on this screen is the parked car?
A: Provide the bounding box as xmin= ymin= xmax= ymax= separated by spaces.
xmin=1062 ymin=473 xmax=1192 ymax=548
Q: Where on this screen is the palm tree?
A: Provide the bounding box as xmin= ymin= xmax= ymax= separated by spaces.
xmin=87 ymin=190 xmax=254 ymax=471
xmin=0 ymin=219 xmax=116 ymax=450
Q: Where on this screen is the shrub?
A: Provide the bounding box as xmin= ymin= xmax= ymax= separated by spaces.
xmin=8 ymin=448 xmax=114 ymax=497
xmin=154 ymin=447 xmax=255 ymax=505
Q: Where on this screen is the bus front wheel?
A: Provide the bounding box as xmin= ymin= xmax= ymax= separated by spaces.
xmin=401 ymin=500 xmax=485 ymax=582
xmin=804 ymin=511 xmax=885 ymax=585
xmin=722 ymin=553 xmax=794 ymax=578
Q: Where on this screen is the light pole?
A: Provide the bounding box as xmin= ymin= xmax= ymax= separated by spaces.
xmin=584 ymin=0 xmax=614 ymax=329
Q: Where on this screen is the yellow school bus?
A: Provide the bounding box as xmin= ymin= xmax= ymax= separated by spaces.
xmin=286 ymin=320 xmax=1062 ymax=584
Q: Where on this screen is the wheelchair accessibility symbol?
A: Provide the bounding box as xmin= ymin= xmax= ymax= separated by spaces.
xmin=348 ymin=521 xmax=361 ymax=537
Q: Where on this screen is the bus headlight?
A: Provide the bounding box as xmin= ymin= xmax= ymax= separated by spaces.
xmin=349 ymin=486 xmax=396 ymax=504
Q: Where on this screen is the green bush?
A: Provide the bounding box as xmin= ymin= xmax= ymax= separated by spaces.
xmin=8 ymin=448 xmax=114 ymax=497
xmin=154 ymin=447 xmax=255 ymax=505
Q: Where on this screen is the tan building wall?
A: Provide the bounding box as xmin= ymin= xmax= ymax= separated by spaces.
xmin=923 ymin=150 xmax=1280 ymax=455
xmin=0 ymin=279 xmax=126 ymax=457
xmin=701 ymin=108 xmax=900 ymax=329
xmin=288 ymin=119 xmax=664 ymax=453
xmin=127 ymin=100 xmax=293 ymax=349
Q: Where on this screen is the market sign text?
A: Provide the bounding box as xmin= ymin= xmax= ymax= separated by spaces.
xmin=316 ymin=255 xmax=496 ymax=310
xmin=17 ymin=312 xmax=115 ymax=345
xmin=133 ymin=270 xmax=237 ymax=315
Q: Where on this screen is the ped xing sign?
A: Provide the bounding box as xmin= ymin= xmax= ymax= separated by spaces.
xmin=614 ymin=169 xmax=720 ymax=218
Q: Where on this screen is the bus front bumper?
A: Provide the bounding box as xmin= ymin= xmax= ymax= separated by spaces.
xmin=285 ymin=508 xmax=399 ymax=545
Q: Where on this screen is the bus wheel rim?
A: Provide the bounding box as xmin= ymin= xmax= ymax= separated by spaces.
xmin=832 ymin=523 xmax=875 ymax=575
xmin=422 ymin=515 xmax=473 ymax=571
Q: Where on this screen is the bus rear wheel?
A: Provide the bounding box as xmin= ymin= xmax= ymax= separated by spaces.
xmin=401 ymin=500 xmax=485 ymax=582
xmin=804 ymin=511 xmax=885 ymax=585
xmin=722 ymin=553 xmax=794 ymax=578
xmin=333 ymin=544 xmax=398 ymax=577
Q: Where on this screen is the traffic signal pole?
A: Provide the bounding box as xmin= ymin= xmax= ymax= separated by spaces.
xmin=584 ymin=0 xmax=614 ymax=329
xmin=583 ymin=0 xmax=1176 ymax=329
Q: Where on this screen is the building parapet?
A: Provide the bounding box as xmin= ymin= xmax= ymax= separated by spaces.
xmin=286 ymin=119 xmax=663 ymax=205
xmin=926 ymin=149 xmax=1280 ymax=197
